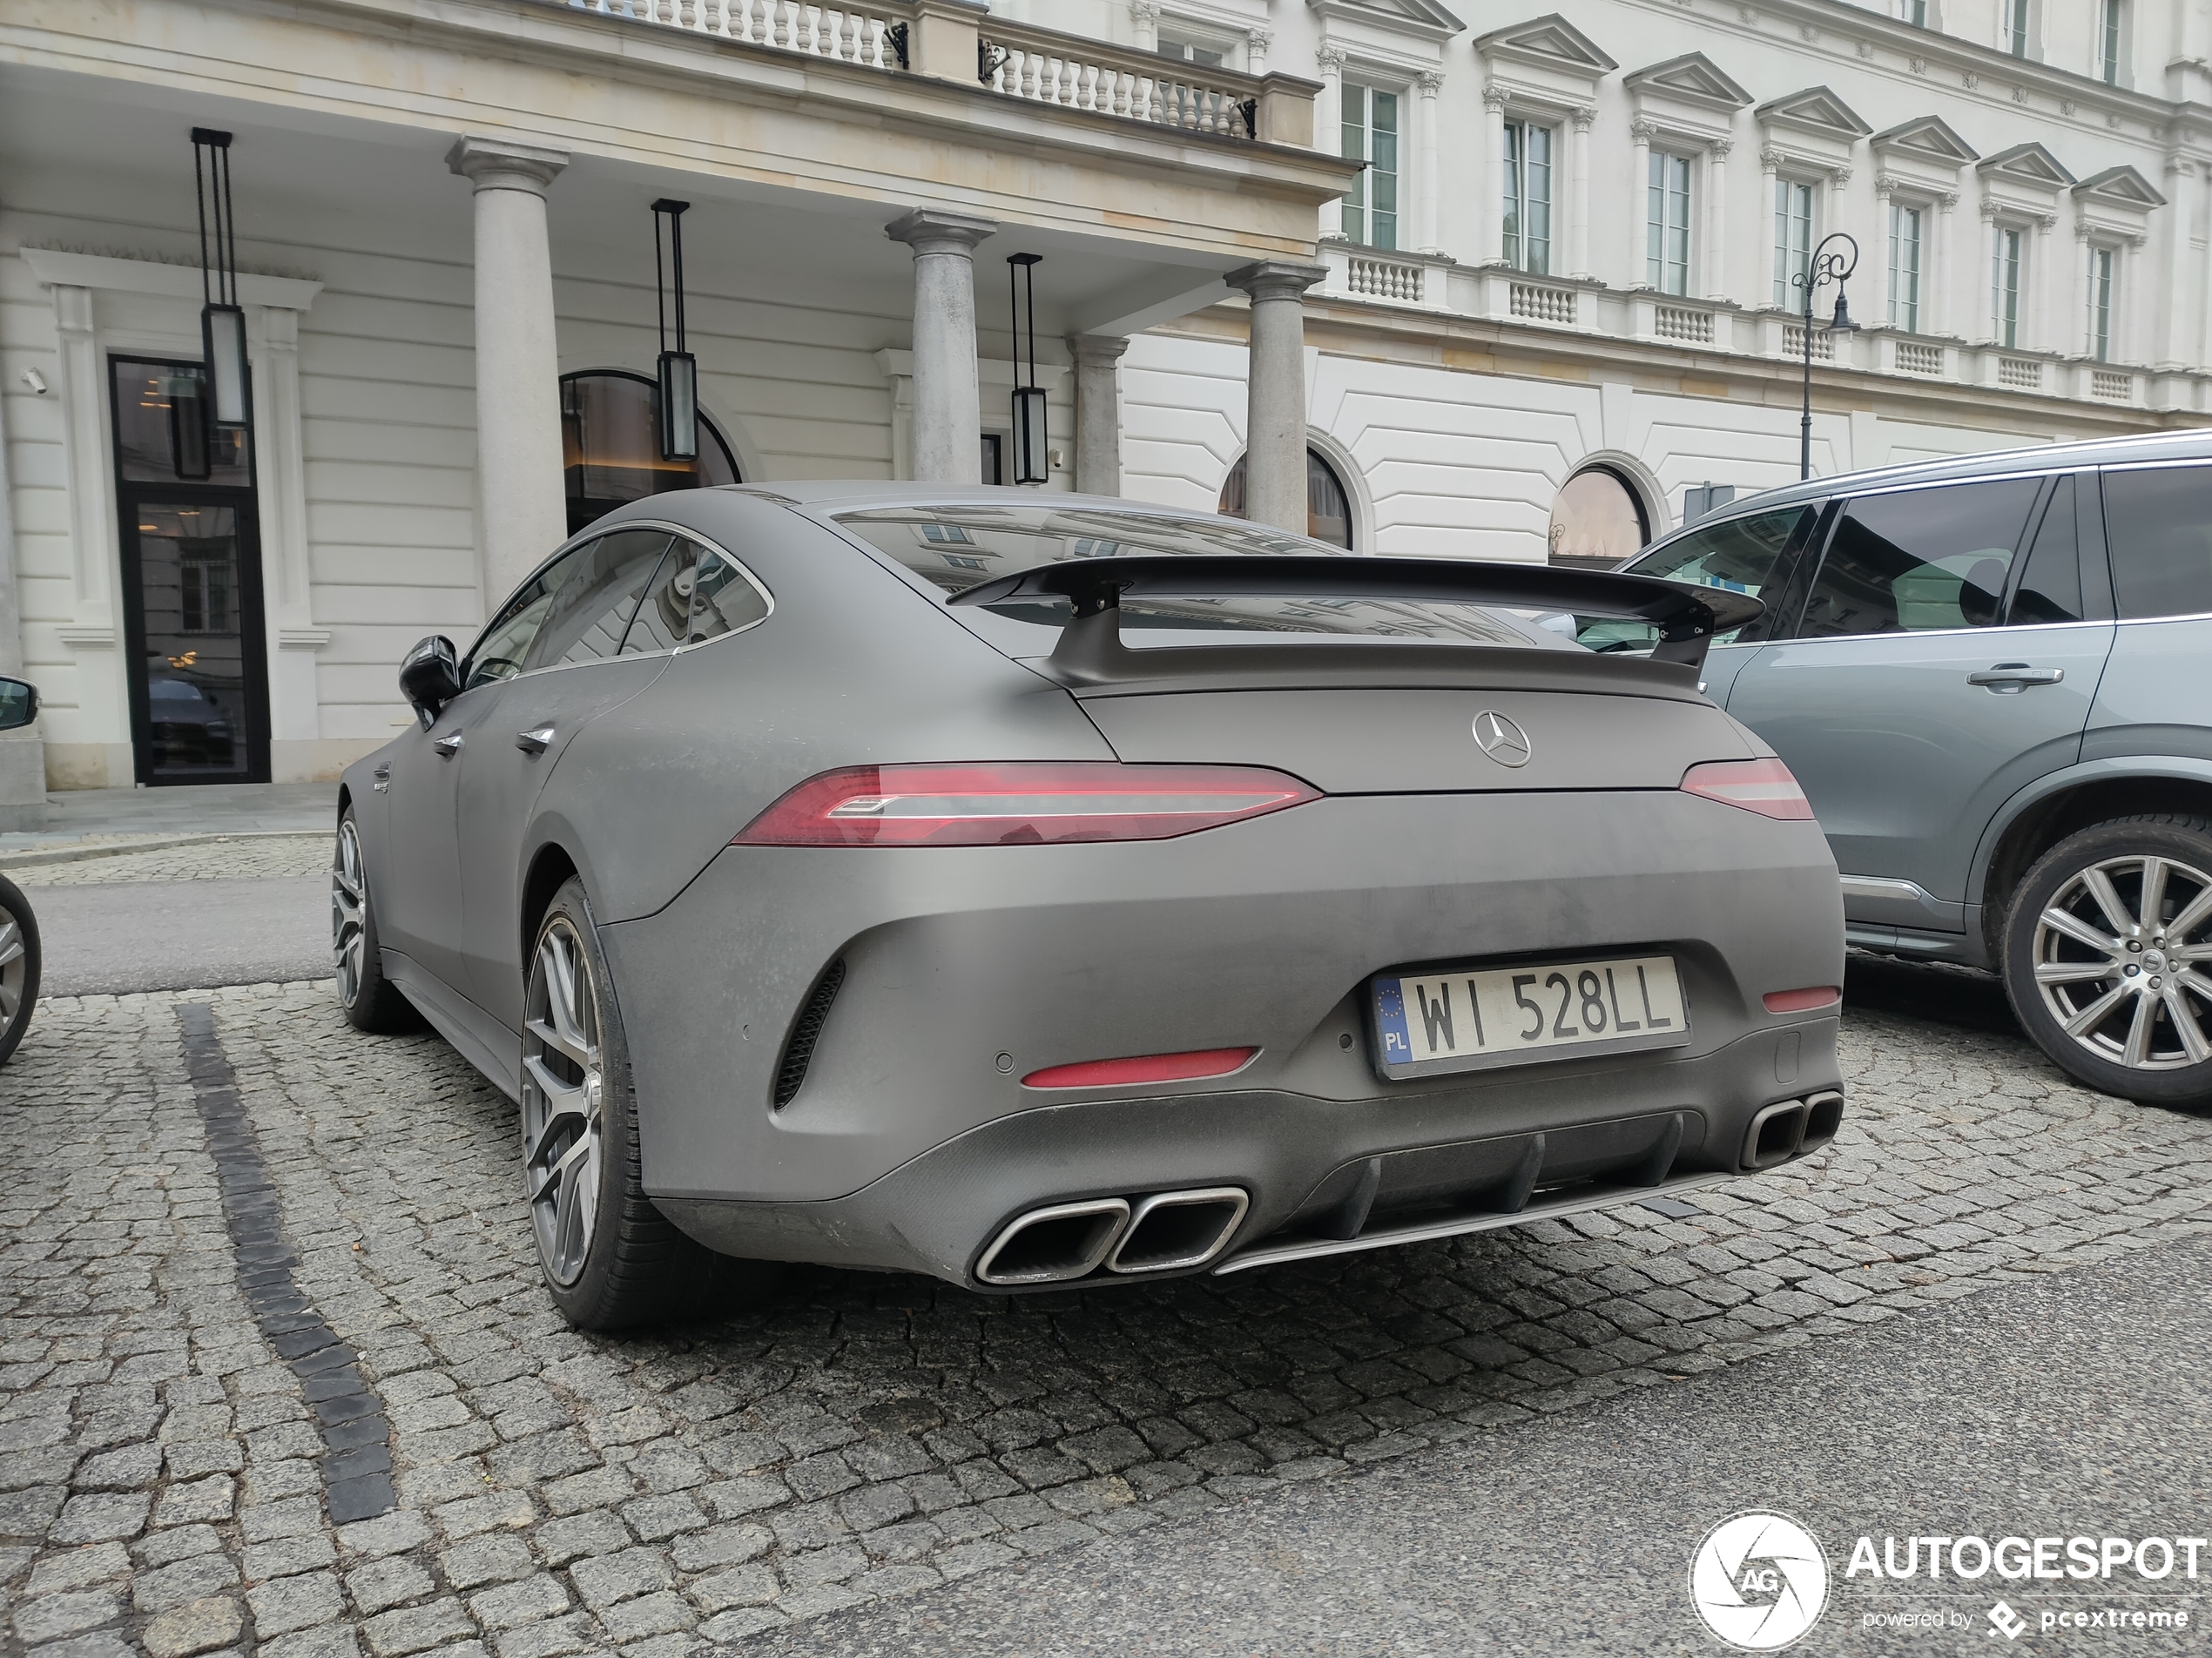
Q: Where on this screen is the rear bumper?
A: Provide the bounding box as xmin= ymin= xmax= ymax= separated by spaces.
xmin=604 ymin=789 xmax=1844 ymax=1215
xmin=653 ymin=1013 xmax=1842 ymax=1287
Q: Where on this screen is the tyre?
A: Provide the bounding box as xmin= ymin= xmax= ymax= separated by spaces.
xmin=333 ymin=807 xmax=422 ymax=1034
xmin=2002 ymin=814 xmax=2212 ymax=1104
xmin=0 ymin=873 xmax=41 ymax=1065
xmin=523 ymin=876 xmax=717 ymax=1330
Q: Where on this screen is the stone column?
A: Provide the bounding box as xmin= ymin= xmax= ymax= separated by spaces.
xmin=1068 ymin=334 xmax=1130 ymax=497
xmin=1629 ymin=118 xmax=1656 ymax=285
xmin=1129 ymin=0 xmax=1158 ymax=51
xmin=1931 ymin=191 xmax=1959 ymax=338
xmin=1482 ymin=86 xmax=1511 ymax=266
xmin=1244 ymin=27 xmax=1271 ymax=74
xmin=1315 ymin=47 xmax=1345 ymax=241
xmin=2161 ymin=158 xmax=2196 ymax=369
xmin=1568 ymin=106 xmax=1596 ymax=280
xmin=0 ymin=340 xmax=39 ymax=827
xmin=2033 ymin=212 xmax=2060 ymax=353
xmin=885 ymin=208 xmax=999 ymax=485
xmin=447 ymin=137 xmax=570 ymax=604
xmin=1224 ymin=261 xmax=1327 ymax=534
xmin=1703 ymin=139 xmax=1733 ymax=301
xmin=1414 ymin=72 xmax=1443 ymax=257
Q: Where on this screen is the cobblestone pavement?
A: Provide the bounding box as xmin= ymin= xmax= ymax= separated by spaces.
xmin=2 ymin=974 xmax=2209 ymax=1657
xmin=7 ymin=836 xmax=329 ymax=888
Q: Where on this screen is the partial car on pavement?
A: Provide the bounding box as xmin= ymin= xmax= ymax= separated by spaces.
xmin=338 ymin=486 xmax=1846 ymax=1328
xmin=1601 ymin=430 xmax=2212 ymax=1104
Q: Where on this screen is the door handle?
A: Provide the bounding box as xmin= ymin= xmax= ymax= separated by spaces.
xmin=1966 ymin=664 xmax=2064 ymax=692
xmin=373 ymin=762 xmax=391 ymax=793
xmin=516 ymin=726 xmax=555 ymax=757
xmin=433 ymin=732 xmax=464 ymax=758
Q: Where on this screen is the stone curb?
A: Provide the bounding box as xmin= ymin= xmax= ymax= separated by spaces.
xmin=0 ymin=827 xmax=330 ymax=871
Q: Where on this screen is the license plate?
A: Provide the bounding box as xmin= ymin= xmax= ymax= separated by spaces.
xmin=1369 ymin=954 xmax=1690 ymax=1080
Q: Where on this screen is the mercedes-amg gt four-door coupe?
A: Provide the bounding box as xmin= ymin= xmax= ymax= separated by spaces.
xmin=338 ymin=485 xmax=1846 ymax=1329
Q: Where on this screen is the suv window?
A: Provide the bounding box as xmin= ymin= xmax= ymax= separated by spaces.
xmin=2102 ymin=465 xmax=2212 ymax=620
xmin=2009 ymin=476 xmax=2084 ymax=625
xmin=1799 ymin=479 xmax=2040 ymax=638
xmin=522 ymin=529 xmax=677 ymax=672
xmin=1581 ymin=506 xmax=1814 ymax=652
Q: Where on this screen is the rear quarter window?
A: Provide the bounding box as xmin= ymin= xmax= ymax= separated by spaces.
xmin=2102 ymin=465 xmax=2212 ymax=620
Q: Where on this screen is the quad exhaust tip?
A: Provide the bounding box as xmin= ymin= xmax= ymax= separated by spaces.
xmin=1107 ymin=1187 xmax=1250 ymax=1274
xmin=976 ymin=1187 xmax=1251 ymax=1285
xmin=1741 ymin=1089 xmax=1846 ymax=1172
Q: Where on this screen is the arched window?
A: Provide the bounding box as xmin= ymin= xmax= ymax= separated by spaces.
xmin=1547 ymin=467 xmax=1650 ymax=570
xmin=1218 ymin=448 xmax=1356 ymax=549
xmin=560 ymin=370 xmax=741 ymax=537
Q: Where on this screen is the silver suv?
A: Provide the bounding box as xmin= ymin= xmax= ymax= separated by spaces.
xmin=1601 ymin=429 xmax=2212 ymax=1105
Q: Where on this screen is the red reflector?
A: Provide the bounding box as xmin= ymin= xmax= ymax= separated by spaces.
xmin=732 ymin=763 xmax=1320 ymax=848
xmin=1680 ymin=758 xmax=1816 ymax=821
xmin=1764 ymin=987 xmax=1840 ymax=1014
xmin=1022 ymin=1047 xmax=1258 ymax=1090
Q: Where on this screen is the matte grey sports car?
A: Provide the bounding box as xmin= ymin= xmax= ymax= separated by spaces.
xmin=338 ymin=484 xmax=1847 ymax=1329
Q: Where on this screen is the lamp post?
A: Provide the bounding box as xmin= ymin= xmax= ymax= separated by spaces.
xmin=1793 ymin=232 xmax=1859 ymax=482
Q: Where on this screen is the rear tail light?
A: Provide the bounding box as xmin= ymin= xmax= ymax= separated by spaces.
xmin=1022 ymin=1048 xmax=1258 ymax=1089
xmin=732 ymin=762 xmax=1321 ymax=848
xmin=1680 ymin=758 xmax=1815 ymax=821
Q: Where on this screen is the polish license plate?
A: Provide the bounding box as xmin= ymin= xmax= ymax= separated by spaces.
xmin=1369 ymin=954 xmax=1690 ymax=1081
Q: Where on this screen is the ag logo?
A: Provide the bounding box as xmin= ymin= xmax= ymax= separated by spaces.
xmin=1472 ymin=710 xmax=1532 ymax=768
xmin=1690 ymin=1511 xmax=1830 ymax=1650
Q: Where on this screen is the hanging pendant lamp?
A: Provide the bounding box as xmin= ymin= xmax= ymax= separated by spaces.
xmin=193 ymin=127 xmax=251 ymax=431
xmin=1007 ymin=253 xmax=1047 ymax=486
xmin=652 ymin=199 xmax=698 ymax=463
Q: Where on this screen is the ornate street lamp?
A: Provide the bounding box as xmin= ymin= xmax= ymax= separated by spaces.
xmin=651 ymin=199 xmax=698 ymax=462
xmin=1793 ymin=232 xmax=1859 ymax=481
xmin=192 ymin=128 xmax=251 ymax=432
xmin=1007 ymin=253 xmax=1048 ymax=485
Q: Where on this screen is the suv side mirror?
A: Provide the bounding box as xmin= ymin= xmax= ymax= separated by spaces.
xmin=398 ymin=636 xmax=462 ymax=728
xmin=0 ymin=677 xmax=38 ymax=733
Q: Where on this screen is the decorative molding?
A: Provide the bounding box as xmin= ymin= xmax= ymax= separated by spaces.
xmin=1870 ymin=115 xmax=1979 ymax=170
xmin=1570 ymin=104 xmax=1596 ymax=131
xmin=1305 ymin=0 xmax=1467 ymax=47
xmin=56 ymin=627 xmax=115 ymax=650
xmin=278 ymin=628 xmax=334 ymax=651
xmin=1978 ymin=141 xmax=2077 ymax=190
xmin=2074 ymin=164 xmax=2168 ymax=208
xmin=19 ymin=249 xmax=323 ymax=311
xmin=1623 ymin=52 xmax=1753 ymax=114
xmin=1753 ymin=85 xmax=1872 ymax=142
xmin=1471 ymin=11 xmax=1616 ymax=78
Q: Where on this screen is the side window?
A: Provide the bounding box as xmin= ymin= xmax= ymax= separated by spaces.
xmin=2101 ymin=465 xmax=2212 ymax=620
xmin=688 ymin=549 xmax=772 ymax=644
xmin=2008 ymin=476 xmax=2084 ymax=625
xmin=1579 ymin=506 xmax=1813 ymax=653
xmin=1798 ymin=479 xmax=2041 ymax=638
xmin=464 ymin=538 xmax=599 ymax=691
xmin=521 ymin=529 xmax=677 ymax=672
xmin=620 ymin=540 xmax=698 ymax=656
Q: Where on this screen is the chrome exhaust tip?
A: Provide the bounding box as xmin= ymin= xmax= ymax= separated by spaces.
xmin=1799 ymin=1089 xmax=1844 ymax=1152
xmin=1105 ymin=1187 xmax=1250 ymax=1274
xmin=975 ymin=1198 xmax=1130 ymax=1286
xmin=1741 ymin=1098 xmax=1810 ymax=1172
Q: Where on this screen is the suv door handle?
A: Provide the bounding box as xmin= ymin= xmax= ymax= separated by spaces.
xmin=433 ymin=732 xmax=464 ymax=758
xmin=516 ymin=726 xmax=555 ymax=757
xmin=1967 ymin=664 xmax=2064 ymax=692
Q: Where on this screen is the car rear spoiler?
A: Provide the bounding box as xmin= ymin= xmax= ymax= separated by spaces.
xmin=947 ymin=555 xmax=1764 ymax=678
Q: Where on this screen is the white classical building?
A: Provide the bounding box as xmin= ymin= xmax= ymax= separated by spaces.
xmin=2 ymin=0 xmax=2209 ymax=797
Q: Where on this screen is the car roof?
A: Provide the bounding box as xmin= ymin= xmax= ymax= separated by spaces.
xmin=720 ymin=482 xmax=1211 ymax=515
xmin=1709 ymin=426 xmax=2212 ymax=521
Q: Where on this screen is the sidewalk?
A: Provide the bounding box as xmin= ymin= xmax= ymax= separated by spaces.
xmin=0 ymin=782 xmax=338 ymax=853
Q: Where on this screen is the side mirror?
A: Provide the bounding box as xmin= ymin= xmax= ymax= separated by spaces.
xmin=0 ymin=677 xmax=37 ymax=733
xmin=398 ymin=636 xmax=462 ymax=729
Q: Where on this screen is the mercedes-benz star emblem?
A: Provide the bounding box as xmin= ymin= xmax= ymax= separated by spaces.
xmin=1473 ymin=710 xmax=1532 ymax=768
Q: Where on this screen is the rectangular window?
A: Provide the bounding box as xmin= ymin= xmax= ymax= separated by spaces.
xmin=1896 ymin=0 xmax=1926 ymax=22
xmin=1800 ymin=480 xmax=2042 ymax=637
xmin=1888 ymin=203 xmax=1924 ymax=332
xmin=1341 ymin=84 xmax=1399 ymax=251
xmin=1772 ymin=179 xmax=1814 ymax=307
xmin=2102 ymin=465 xmax=2212 ymax=619
xmin=1502 ymin=120 xmax=1554 ymax=275
xmin=2087 ymin=245 xmax=2115 ymax=361
xmin=1157 ymin=30 xmax=1228 ymax=67
xmin=2004 ymin=0 xmax=2030 ymax=56
xmin=1992 ymin=226 xmax=2022 ymax=348
xmin=2098 ymin=0 xmax=2122 ymax=82
xmin=1646 ymin=151 xmax=1692 ymax=296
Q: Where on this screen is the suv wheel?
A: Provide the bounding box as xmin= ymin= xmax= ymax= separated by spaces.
xmin=523 ymin=876 xmax=716 ymax=1330
xmin=2002 ymin=815 xmax=2212 ymax=1103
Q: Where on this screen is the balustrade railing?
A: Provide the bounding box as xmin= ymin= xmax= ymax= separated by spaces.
xmin=979 ymin=28 xmax=1259 ymax=137
xmin=572 ymin=0 xmax=909 ymax=66
xmin=1997 ymin=355 xmax=2042 ymax=390
xmin=1346 ymin=256 xmax=1424 ymax=303
xmin=1509 ymin=281 xmax=1575 ymax=325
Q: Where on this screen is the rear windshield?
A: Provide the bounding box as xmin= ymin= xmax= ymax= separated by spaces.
xmin=830 ymin=504 xmax=1551 ymax=650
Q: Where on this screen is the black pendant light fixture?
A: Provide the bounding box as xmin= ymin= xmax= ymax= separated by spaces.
xmin=651 ymin=199 xmax=698 ymax=463
xmin=192 ymin=127 xmax=251 ymax=431
xmin=1007 ymin=253 xmax=1047 ymax=486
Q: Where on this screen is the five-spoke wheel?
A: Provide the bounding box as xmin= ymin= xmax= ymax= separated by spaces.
xmin=2006 ymin=816 xmax=2212 ymax=1103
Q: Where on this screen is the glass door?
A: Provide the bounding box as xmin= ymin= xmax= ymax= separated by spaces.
xmin=110 ymin=357 xmax=271 ymax=785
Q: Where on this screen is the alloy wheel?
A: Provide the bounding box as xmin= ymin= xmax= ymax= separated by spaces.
xmin=0 ymin=899 xmax=25 ymax=1026
xmin=332 ymin=820 xmax=368 ymax=1007
xmin=2031 ymin=853 xmax=2212 ymax=1071
xmin=523 ymin=916 xmax=604 ymax=1286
